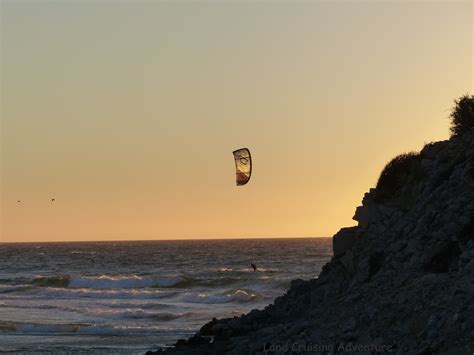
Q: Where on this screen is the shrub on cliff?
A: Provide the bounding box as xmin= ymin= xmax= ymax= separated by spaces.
xmin=375 ymin=152 xmax=422 ymax=203
xmin=450 ymin=94 xmax=474 ymax=137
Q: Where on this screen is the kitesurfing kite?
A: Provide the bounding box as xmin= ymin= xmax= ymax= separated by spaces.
xmin=233 ymin=148 xmax=252 ymax=186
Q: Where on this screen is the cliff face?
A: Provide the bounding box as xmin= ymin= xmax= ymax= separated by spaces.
xmin=153 ymin=132 xmax=474 ymax=355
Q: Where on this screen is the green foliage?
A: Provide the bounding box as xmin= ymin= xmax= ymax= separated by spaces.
xmin=375 ymin=152 xmax=422 ymax=203
xmin=450 ymin=94 xmax=474 ymax=137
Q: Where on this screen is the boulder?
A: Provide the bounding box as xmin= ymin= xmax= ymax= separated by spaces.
xmin=333 ymin=226 xmax=358 ymax=257
xmin=353 ymin=200 xmax=381 ymax=229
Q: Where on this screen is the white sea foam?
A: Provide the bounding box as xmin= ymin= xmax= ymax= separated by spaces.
xmin=237 ymin=268 xmax=276 ymax=273
xmin=217 ymin=268 xmax=233 ymax=272
xmin=82 ymin=307 xmax=185 ymax=321
xmin=181 ymin=289 xmax=257 ymax=304
xmin=36 ymin=287 xmax=177 ymax=300
xmin=0 ymin=238 xmax=329 ymax=352
xmin=68 ymin=275 xmax=182 ymax=289
xmin=11 ymin=322 xmax=191 ymax=336
xmin=97 ymin=301 xmax=170 ymax=310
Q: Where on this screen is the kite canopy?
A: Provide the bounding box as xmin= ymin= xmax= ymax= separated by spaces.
xmin=233 ymin=148 xmax=252 ymax=186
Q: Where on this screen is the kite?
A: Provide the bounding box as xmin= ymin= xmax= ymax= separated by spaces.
xmin=233 ymin=148 xmax=252 ymax=186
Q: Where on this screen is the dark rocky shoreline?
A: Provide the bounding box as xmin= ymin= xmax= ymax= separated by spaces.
xmin=148 ymin=131 xmax=474 ymax=354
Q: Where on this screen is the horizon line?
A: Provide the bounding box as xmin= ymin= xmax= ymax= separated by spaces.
xmin=0 ymin=236 xmax=331 ymax=244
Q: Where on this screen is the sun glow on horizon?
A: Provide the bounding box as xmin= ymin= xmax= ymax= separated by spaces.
xmin=1 ymin=1 xmax=472 ymax=242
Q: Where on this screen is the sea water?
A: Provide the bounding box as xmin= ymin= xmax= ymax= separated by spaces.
xmin=0 ymin=238 xmax=332 ymax=354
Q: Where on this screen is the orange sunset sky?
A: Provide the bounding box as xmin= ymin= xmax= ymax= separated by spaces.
xmin=1 ymin=1 xmax=472 ymax=242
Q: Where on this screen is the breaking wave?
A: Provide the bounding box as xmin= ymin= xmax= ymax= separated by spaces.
xmin=68 ymin=275 xmax=182 ymax=289
xmin=0 ymin=238 xmax=331 ymax=353
xmin=180 ymin=289 xmax=259 ymax=304
xmin=0 ymin=321 xmax=194 ymax=336
xmin=35 ymin=287 xmax=177 ymax=300
xmin=1 ymin=274 xmax=247 ymax=290
xmin=0 ymin=285 xmax=34 ymax=293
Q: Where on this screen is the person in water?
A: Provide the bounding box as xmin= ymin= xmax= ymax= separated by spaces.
xmin=250 ymin=261 xmax=257 ymax=272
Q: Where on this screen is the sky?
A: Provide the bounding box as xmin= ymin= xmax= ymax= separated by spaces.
xmin=0 ymin=0 xmax=472 ymax=242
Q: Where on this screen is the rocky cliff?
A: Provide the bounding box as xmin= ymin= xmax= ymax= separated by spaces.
xmin=149 ymin=131 xmax=474 ymax=354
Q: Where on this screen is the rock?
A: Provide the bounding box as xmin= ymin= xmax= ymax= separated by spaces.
xmin=339 ymin=249 xmax=354 ymax=273
xmin=156 ymin=128 xmax=474 ymax=355
xmin=333 ymin=227 xmax=358 ymax=256
xmin=459 ymin=215 xmax=471 ymax=225
xmin=353 ymin=201 xmax=381 ymax=229
xmin=378 ymin=204 xmax=396 ymax=218
xmin=423 ymin=241 xmax=461 ymax=273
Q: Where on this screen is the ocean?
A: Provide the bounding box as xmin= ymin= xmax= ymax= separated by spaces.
xmin=0 ymin=238 xmax=332 ymax=354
